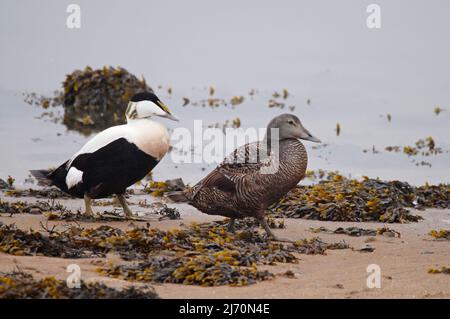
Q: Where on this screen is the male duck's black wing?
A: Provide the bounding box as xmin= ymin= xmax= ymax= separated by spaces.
xmin=68 ymin=137 xmax=158 ymax=198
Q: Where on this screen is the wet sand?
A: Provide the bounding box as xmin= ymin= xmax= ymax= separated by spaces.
xmin=0 ymin=194 xmax=449 ymax=299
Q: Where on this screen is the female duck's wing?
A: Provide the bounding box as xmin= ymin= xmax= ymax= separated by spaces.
xmin=192 ymin=141 xmax=272 ymax=198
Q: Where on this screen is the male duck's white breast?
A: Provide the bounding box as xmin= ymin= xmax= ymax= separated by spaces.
xmin=130 ymin=120 xmax=170 ymax=160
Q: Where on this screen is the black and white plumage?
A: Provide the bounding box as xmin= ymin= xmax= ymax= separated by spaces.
xmin=168 ymin=114 xmax=320 ymax=242
xmin=31 ymin=92 xmax=178 ymax=218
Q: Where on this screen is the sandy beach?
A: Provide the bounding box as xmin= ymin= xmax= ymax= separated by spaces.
xmin=1 ymin=194 xmax=448 ymax=299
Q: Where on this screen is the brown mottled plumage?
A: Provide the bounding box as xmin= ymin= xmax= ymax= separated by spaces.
xmin=171 ymin=114 xmax=320 ymax=241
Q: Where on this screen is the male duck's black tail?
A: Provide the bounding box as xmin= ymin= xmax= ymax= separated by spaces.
xmin=29 ymin=169 xmax=53 ymax=186
xmin=30 ymin=161 xmax=69 ymax=192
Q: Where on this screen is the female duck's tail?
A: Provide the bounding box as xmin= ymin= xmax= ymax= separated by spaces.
xmin=166 ymin=190 xmax=189 ymax=203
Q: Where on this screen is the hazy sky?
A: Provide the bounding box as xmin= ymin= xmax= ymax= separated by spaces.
xmin=1 ymin=0 xmax=449 ymax=103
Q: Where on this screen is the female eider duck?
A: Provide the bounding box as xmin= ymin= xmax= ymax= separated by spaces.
xmin=169 ymin=114 xmax=320 ymax=242
xmin=31 ymin=92 xmax=178 ymax=218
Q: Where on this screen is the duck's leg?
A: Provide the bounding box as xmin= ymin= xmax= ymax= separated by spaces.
xmin=117 ymin=194 xmax=134 ymax=218
xmin=116 ymin=194 xmax=156 ymax=221
xmin=257 ymin=216 xmax=293 ymax=243
xmin=227 ymin=218 xmax=236 ymax=233
xmin=83 ymin=194 xmax=94 ymax=217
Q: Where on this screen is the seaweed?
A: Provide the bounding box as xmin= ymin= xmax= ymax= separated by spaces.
xmin=207 ymin=117 xmax=242 ymax=133
xmin=309 ymin=226 xmax=400 ymax=238
xmin=281 ymin=270 xmax=296 ymax=278
xmin=230 ymin=96 xmax=245 ymax=106
xmin=24 ymin=66 xmax=152 ymax=135
xmin=434 ymin=106 xmax=445 ymax=115
xmin=100 ymin=256 xmax=274 ymax=287
xmin=355 ymin=245 xmax=375 ymax=253
xmin=0 ymin=179 xmax=10 ymax=190
xmin=3 ymin=187 xmax=73 ymax=199
xmin=0 ymin=271 xmax=158 ymax=299
xmin=427 ymin=267 xmax=449 ymax=274
xmin=98 ymin=222 xmax=348 ymax=287
xmin=0 ymin=220 xmax=349 ymax=287
xmin=335 ymin=123 xmax=341 ymax=136
xmin=415 ymin=184 xmax=450 ymax=209
xmin=385 ymin=137 xmax=443 ymax=157
xmin=268 ymin=99 xmax=285 ymax=109
xmin=428 ymin=229 xmax=450 ymax=240
xmin=143 ymin=178 xmax=185 ymax=197
xmin=163 ymin=175 xmax=448 ymax=222
xmin=0 ymin=223 xmax=107 ymax=258
xmin=156 ymin=205 xmax=181 ymax=220
xmin=386 ymin=113 xmax=392 ymax=122
xmin=43 ymin=209 xmax=134 ymax=222
xmin=0 ymin=199 xmax=69 ymax=216
xmin=0 ymin=177 xmax=15 ymax=190
xmin=270 ymin=176 xmax=450 ymax=222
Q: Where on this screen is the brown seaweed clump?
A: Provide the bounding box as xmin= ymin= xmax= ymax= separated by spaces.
xmin=0 ymin=271 xmax=158 ymax=299
xmin=0 ymin=199 xmax=69 ymax=216
xmin=155 ymin=204 xmax=181 ymax=220
xmin=428 ymin=229 xmax=450 ymax=240
xmin=385 ymin=137 xmax=443 ymax=157
xmin=143 ymin=178 xmax=185 ymax=197
xmin=415 ymin=184 xmax=450 ymax=209
xmin=2 ymin=187 xmax=73 ymax=199
xmin=62 ymin=66 xmax=151 ymax=134
xmin=310 ymin=226 xmax=400 ymax=238
xmin=427 ymin=267 xmax=450 ymax=274
xmin=0 ymin=223 xmax=106 ymax=258
xmin=0 ymin=177 xmax=14 ymax=190
xmin=163 ymin=175 xmax=448 ymax=222
xmin=98 ymin=221 xmax=348 ymax=286
xmin=0 ymin=220 xmax=349 ymax=286
xmin=24 ymin=66 xmax=152 ymax=135
xmin=270 ymin=176 xmax=426 ymax=223
xmin=100 ymin=256 xmax=274 ymax=287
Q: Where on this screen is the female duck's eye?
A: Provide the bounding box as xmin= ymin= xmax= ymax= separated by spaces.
xmin=288 ymin=120 xmax=295 ymax=125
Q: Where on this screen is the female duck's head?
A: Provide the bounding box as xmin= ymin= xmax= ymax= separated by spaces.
xmin=265 ymin=113 xmax=321 ymax=143
xmin=126 ymin=92 xmax=179 ymax=122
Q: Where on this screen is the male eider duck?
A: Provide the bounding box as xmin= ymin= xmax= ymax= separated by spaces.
xmin=168 ymin=114 xmax=320 ymax=242
xmin=31 ymin=92 xmax=178 ymax=218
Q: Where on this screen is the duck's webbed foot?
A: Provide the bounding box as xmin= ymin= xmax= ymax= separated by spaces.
xmin=257 ymin=216 xmax=294 ymax=243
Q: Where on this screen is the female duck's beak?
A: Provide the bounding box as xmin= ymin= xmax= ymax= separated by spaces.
xmin=298 ymin=127 xmax=321 ymax=143
xmin=303 ymin=133 xmax=321 ymax=143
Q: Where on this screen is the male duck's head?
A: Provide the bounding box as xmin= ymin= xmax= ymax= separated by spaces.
xmin=126 ymin=92 xmax=179 ymax=122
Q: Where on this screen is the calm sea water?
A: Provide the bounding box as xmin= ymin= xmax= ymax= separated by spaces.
xmin=1 ymin=0 xmax=449 ymax=186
